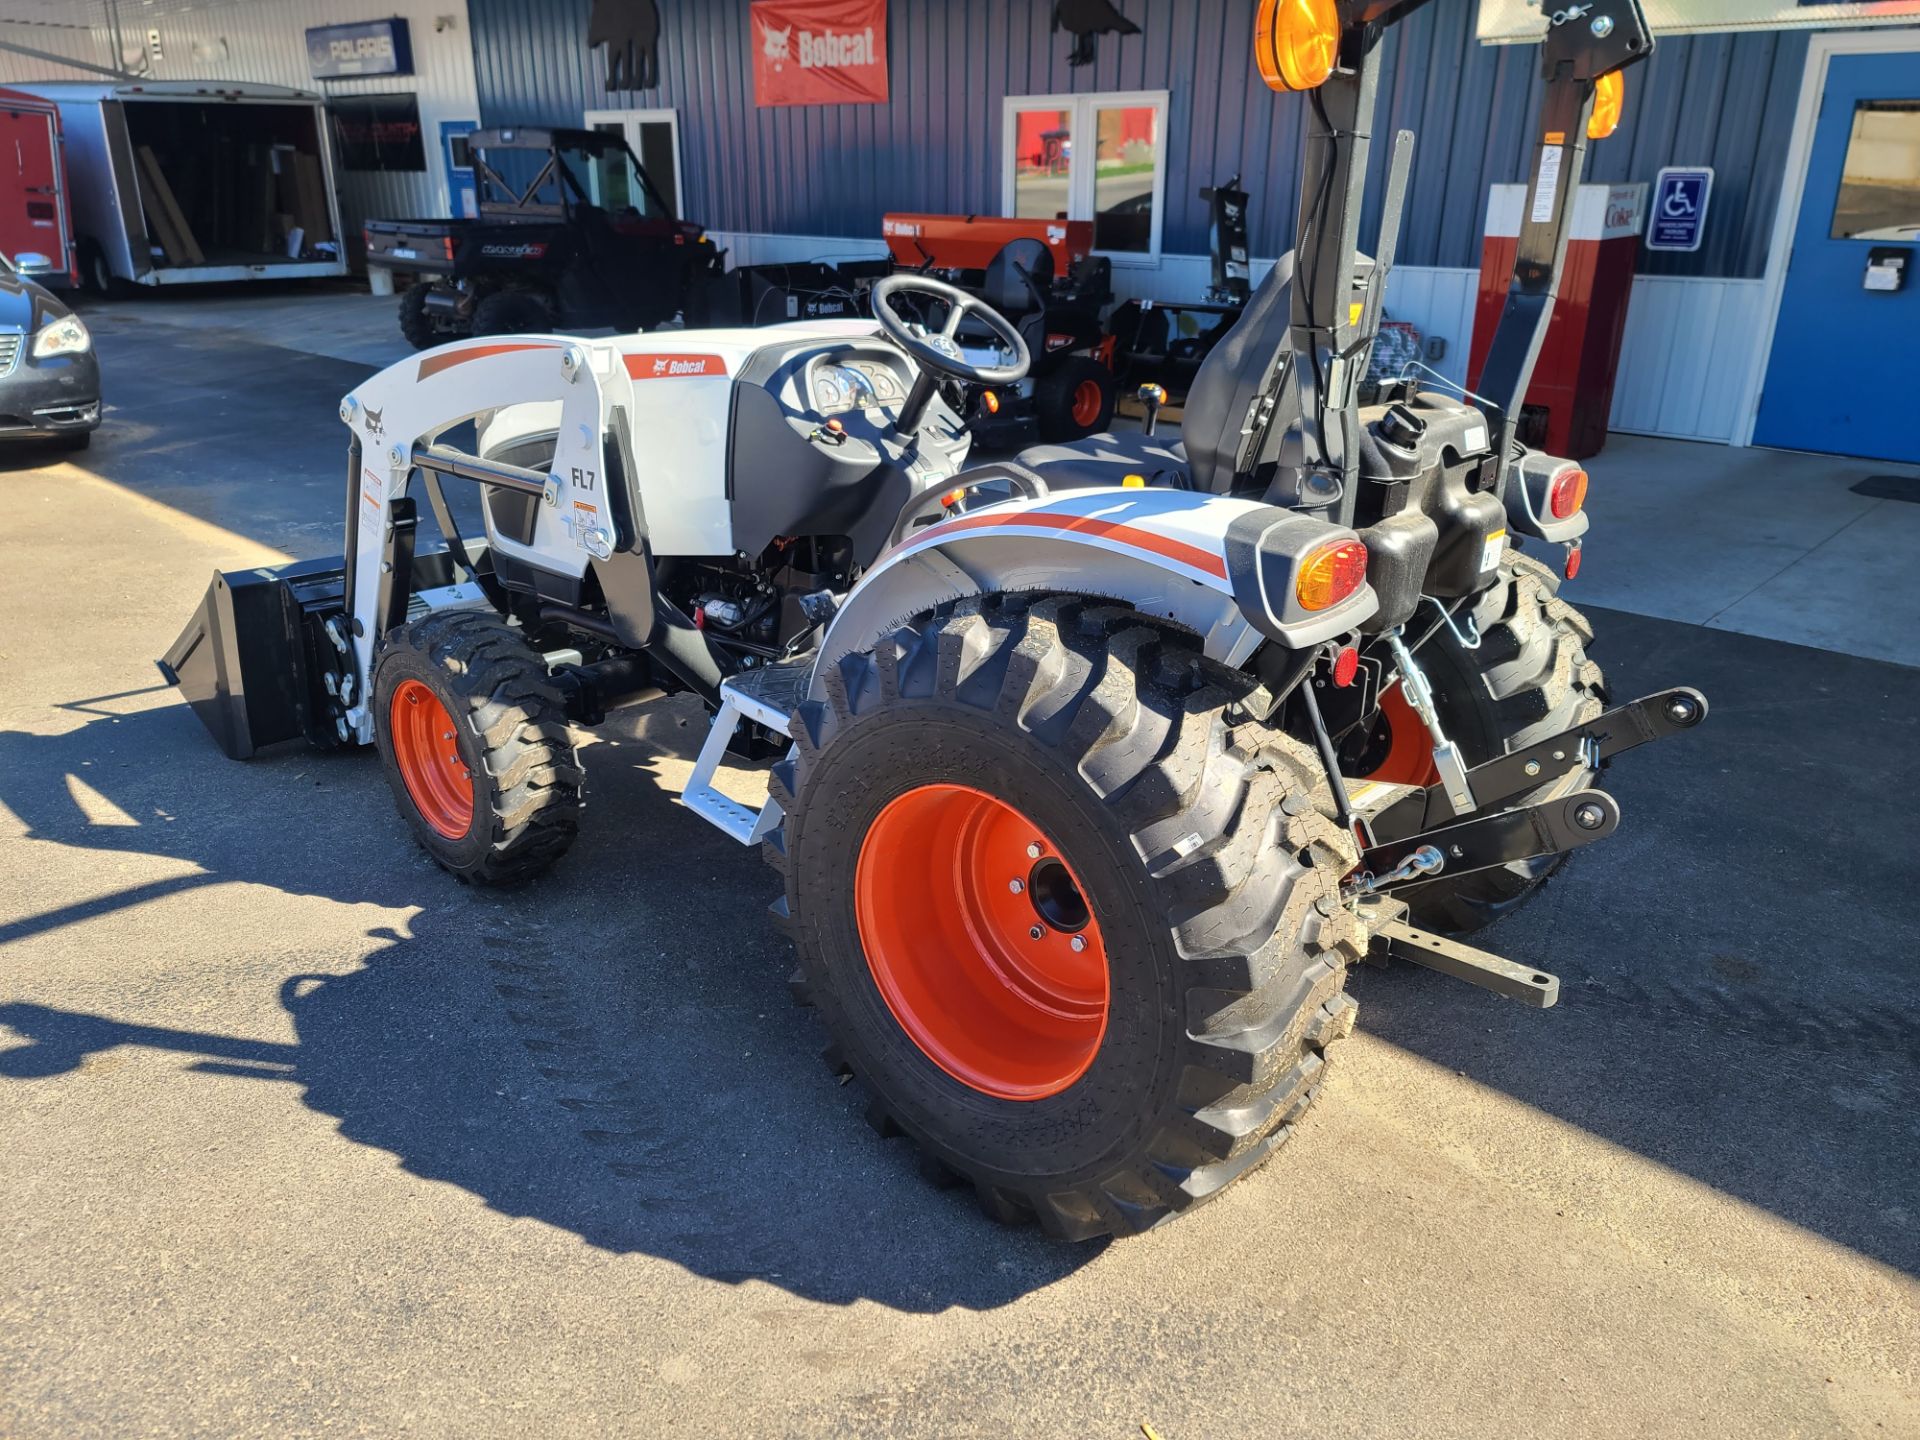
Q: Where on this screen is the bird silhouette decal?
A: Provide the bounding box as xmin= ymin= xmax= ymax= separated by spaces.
xmin=1053 ymin=0 xmax=1140 ymax=67
xmin=587 ymin=0 xmax=662 ymax=91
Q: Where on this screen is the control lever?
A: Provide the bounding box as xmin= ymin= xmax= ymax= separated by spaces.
xmin=960 ymin=388 xmax=1001 ymax=434
xmin=1137 ymin=383 xmax=1167 ymax=436
xmin=808 ymin=417 xmax=849 ymax=447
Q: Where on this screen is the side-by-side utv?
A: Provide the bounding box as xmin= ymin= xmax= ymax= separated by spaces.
xmin=163 ymin=0 xmax=1704 ymax=1241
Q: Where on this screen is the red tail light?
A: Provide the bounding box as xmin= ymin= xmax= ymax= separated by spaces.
xmin=1296 ymin=538 xmax=1368 ymax=612
xmin=1549 ymin=467 xmax=1589 ymax=519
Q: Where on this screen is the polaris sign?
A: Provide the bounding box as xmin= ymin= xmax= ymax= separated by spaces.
xmin=306 ymin=19 xmax=414 ymax=79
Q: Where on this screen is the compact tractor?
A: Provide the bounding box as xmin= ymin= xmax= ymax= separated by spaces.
xmin=165 ymin=0 xmax=1704 ymax=1240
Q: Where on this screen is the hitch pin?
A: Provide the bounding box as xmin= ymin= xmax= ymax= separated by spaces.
xmin=1384 ymin=628 xmax=1477 ymax=817
xmin=1347 ymin=844 xmax=1445 ymax=899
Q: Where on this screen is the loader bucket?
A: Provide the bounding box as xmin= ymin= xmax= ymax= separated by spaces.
xmin=158 ymin=556 xmax=348 ymax=760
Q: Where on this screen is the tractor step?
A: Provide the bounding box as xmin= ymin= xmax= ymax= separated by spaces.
xmin=678 ymin=655 xmax=815 ymax=845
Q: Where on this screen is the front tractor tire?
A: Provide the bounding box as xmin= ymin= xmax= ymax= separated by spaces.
xmin=1035 ymin=356 xmax=1118 ymax=442
xmin=769 ymin=595 xmax=1371 ymax=1240
xmin=372 ymin=611 xmax=584 ymax=886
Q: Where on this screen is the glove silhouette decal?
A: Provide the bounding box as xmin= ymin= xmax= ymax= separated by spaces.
xmin=588 ymin=0 xmax=662 ymax=91
xmin=1053 ymin=0 xmax=1140 ymax=67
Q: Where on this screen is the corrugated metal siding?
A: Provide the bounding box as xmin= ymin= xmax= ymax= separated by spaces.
xmin=1359 ymin=7 xmax=1807 ymax=276
xmin=0 ymin=0 xmax=482 ymax=231
xmin=468 ymin=0 xmax=1809 ymax=280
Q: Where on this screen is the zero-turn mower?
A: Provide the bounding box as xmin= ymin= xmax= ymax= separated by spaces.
xmin=163 ymin=0 xmax=1704 ymax=1240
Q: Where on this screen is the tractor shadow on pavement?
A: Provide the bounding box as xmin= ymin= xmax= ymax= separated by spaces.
xmin=4 ymin=608 xmax=1917 ymax=1288
xmin=1349 ymin=609 xmax=1920 ymax=1278
xmin=0 ymin=694 xmax=1097 ymax=1312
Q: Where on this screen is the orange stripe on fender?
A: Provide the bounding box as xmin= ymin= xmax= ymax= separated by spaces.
xmin=909 ymin=510 xmax=1228 ymax=581
xmin=416 ymin=342 xmax=560 ymax=381
xmin=623 ymin=352 xmax=730 ymax=380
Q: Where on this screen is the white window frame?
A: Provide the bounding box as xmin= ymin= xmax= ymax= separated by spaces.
xmin=1001 ymin=89 xmax=1170 ymax=266
xmin=583 ymin=106 xmax=685 ymax=217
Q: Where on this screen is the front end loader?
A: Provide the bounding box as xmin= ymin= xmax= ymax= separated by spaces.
xmin=163 ymin=0 xmax=1705 ymax=1240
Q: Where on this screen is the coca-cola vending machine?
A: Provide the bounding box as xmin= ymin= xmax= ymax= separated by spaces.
xmin=1469 ymin=182 xmax=1644 ymax=460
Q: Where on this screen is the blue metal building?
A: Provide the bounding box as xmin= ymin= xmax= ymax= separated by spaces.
xmin=461 ymin=0 xmax=1917 ymax=458
xmin=466 ymin=0 xmax=1800 ymax=277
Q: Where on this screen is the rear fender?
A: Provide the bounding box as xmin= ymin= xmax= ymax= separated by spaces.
xmin=814 ymin=487 xmax=1376 ymax=690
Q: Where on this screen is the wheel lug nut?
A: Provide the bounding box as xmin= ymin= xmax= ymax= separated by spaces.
xmin=1008 ymin=878 xmax=1024 ymax=894
xmin=1028 ymin=925 xmax=1045 ymax=941
xmin=1070 ymin=935 xmax=1087 ymax=952
xmin=1027 ymin=842 xmax=1042 ymax=858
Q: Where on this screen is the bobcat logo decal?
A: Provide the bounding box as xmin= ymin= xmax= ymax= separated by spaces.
xmin=363 ymin=406 xmax=384 ymax=437
xmin=762 ymin=23 xmax=791 ymax=63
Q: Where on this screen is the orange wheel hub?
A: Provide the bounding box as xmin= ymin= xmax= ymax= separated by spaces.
xmin=854 ymin=784 xmax=1109 ymax=1101
xmin=1071 ymin=378 xmax=1104 ymax=428
xmin=388 ymin=678 xmax=474 ymax=840
xmin=1360 ymin=684 xmax=1440 ymax=787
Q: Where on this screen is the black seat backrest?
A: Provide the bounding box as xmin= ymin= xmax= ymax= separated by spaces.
xmin=1182 ymin=251 xmax=1295 ymax=495
xmin=982 ymin=238 xmax=1052 ymax=317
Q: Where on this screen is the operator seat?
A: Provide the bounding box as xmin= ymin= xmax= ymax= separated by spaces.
xmin=1007 ymin=253 xmax=1297 ymax=495
xmin=971 ymin=238 xmax=1052 ymax=358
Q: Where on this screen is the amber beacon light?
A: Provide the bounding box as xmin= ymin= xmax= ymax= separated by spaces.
xmin=1588 ymin=70 xmax=1625 ymax=140
xmin=1256 ymin=0 xmax=1340 ymax=92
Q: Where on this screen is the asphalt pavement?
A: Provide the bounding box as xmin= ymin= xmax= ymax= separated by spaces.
xmin=0 ymin=298 xmax=1915 ymax=1438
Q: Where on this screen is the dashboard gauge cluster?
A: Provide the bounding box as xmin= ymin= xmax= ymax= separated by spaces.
xmin=811 ymin=356 xmax=906 ymax=415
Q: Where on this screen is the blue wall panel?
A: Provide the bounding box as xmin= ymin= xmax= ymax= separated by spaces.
xmin=466 ymin=0 xmax=1806 ymax=278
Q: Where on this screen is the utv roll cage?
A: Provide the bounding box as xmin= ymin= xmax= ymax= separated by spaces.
xmin=467 ymin=126 xmax=675 ymax=222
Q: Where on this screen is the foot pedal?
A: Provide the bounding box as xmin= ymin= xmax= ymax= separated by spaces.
xmin=1376 ymin=919 xmax=1560 ymax=1008
xmin=679 ymin=655 xmax=815 ymax=845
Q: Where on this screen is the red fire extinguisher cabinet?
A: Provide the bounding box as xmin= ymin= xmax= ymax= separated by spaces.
xmin=1468 ymin=182 xmax=1644 ymax=461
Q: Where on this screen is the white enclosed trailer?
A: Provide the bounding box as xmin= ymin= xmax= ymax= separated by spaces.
xmin=11 ymin=80 xmax=346 ymax=289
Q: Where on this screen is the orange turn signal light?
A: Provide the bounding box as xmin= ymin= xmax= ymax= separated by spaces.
xmin=1588 ymin=71 xmax=1624 ymax=140
xmin=1296 ymin=538 xmax=1368 ymax=612
xmin=1548 ymin=467 xmax=1589 ymax=519
xmin=982 ymin=389 xmax=1000 ymax=415
xmin=1255 ymin=0 xmax=1339 ymax=93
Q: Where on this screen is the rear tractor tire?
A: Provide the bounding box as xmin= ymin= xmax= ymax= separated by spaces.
xmin=372 ymin=610 xmax=584 ymax=886
xmin=1353 ymin=551 xmax=1607 ymax=935
xmin=769 ymin=595 xmax=1372 ymax=1240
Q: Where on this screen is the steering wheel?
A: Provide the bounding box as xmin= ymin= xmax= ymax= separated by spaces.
xmin=870 ymin=274 xmax=1031 ymax=385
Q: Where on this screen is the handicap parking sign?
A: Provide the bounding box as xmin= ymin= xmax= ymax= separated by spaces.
xmin=1647 ymin=166 xmax=1713 ymax=253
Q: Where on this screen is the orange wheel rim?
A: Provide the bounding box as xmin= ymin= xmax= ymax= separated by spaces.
xmin=855 ymin=784 xmax=1109 ymax=1101
xmin=389 ymin=678 xmax=474 ymax=840
xmin=1358 ymin=684 xmax=1440 ymax=787
xmin=1071 ymin=378 xmax=1103 ymax=427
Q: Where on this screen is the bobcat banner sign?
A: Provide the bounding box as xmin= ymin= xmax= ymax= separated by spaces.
xmin=751 ymin=0 xmax=890 ymax=107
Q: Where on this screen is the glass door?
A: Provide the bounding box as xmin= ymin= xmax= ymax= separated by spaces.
xmin=1003 ymin=92 xmax=1166 ymax=261
xmin=582 ymin=108 xmax=683 ymax=219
